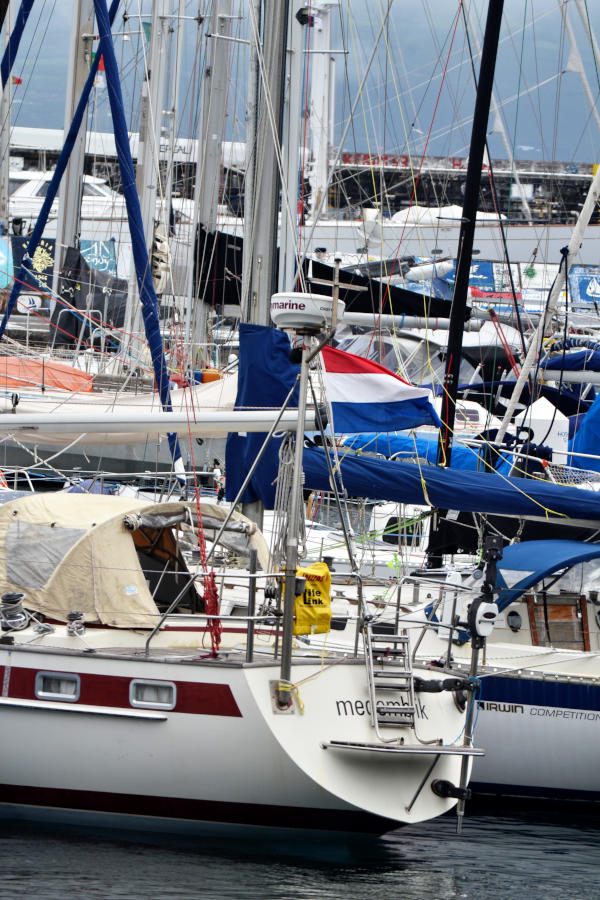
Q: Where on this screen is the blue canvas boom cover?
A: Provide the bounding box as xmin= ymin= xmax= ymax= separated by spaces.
xmin=570 ymin=390 xmax=600 ymax=473
xmin=302 ymin=446 xmax=600 ymax=523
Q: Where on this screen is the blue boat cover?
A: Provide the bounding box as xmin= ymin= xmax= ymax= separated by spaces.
xmin=225 ymin=323 xmax=299 ymax=507
xmin=341 ymin=431 xmax=514 ymax=472
xmin=541 ymin=349 xmax=600 ymax=372
xmin=302 ymin=445 xmax=600 ymax=522
xmin=569 ymin=391 xmax=600 ymax=472
xmin=495 ymin=539 xmax=600 ymax=611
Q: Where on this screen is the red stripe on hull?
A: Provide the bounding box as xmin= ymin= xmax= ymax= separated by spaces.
xmin=0 ymin=783 xmax=394 ymax=835
xmin=0 ymin=666 xmax=242 ymax=717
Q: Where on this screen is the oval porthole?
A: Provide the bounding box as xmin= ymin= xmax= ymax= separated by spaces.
xmin=507 ymin=610 xmax=522 ymax=632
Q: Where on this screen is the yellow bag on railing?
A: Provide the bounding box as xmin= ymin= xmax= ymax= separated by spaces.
xmin=293 ymin=561 xmax=332 ymax=635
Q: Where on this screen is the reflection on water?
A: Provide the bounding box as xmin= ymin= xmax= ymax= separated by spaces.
xmin=0 ymin=808 xmax=598 ymax=900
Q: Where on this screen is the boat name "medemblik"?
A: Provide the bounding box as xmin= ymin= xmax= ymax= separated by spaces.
xmin=335 ymin=698 xmax=428 ymax=719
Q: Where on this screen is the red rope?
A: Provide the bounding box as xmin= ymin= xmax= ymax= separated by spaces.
xmin=489 ymin=308 xmax=520 ymax=378
xmin=202 ymin=570 xmax=222 ymax=656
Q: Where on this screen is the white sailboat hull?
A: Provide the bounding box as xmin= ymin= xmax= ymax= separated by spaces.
xmin=0 ymin=641 xmax=470 ymax=835
xmin=471 ymin=673 xmax=600 ymax=802
xmin=415 ymin=633 xmax=600 ymax=803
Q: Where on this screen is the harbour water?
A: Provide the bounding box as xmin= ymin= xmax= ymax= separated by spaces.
xmin=0 ymin=807 xmax=598 ymax=899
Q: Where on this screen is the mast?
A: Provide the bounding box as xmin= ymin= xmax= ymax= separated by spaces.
xmin=244 ymin=0 xmax=290 ymax=326
xmin=0 ymin=0 xmax=12 ymax=233
xmin=52 ymin=0 xmax=95 ymax=300
xmin=307 ymin=1 xmax=337 ymax=223
xmin=428 ymin=0 xmax=504 ymax=567
xmin=436 ymin=0 xmax=504 ymax=470
xmin=240 ymin=0 xmax=261 ymax=319
xmin=159 ymin=0 xmax=185 ymax=239
xmin=187 ymin=0 xmax=233 ymax=350
xmin=278 ymin=339 xmax=309 ymax=708
xmin=123 ymin=0 xmax=170 ymax=358
xmin=462 ymin=1 xmax=531 ymax=221
xmin=278 ymin=6 xmax=304 ymax=293
xmin=241 ymin=0 xmax=291 ymax=529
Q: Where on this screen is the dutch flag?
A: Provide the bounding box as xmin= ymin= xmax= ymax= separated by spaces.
xmin=321 ymin=346 xmax=441 ymax=434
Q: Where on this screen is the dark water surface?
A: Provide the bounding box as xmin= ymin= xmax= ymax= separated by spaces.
xmin=0 ymin=808 xmax=598 ymax=899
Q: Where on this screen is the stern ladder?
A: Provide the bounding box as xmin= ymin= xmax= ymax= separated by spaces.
xmin=363 ymin=620 xmax=416 ymax=742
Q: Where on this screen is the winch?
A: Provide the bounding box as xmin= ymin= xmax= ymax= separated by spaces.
xmin=0 ymin=591 xmax=29 ymax=631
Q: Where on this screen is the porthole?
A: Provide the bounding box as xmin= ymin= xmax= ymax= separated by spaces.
xmin=507 ymin=610 xmax=522 ymax=633
xmin=130 ymin=679 xmax=176 ymax=710
xmin=35 ymin=671 xmax=80 ymax=702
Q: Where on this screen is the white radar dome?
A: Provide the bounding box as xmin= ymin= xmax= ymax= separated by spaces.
xmin=270 ymin=292 xmax=345 ymax=334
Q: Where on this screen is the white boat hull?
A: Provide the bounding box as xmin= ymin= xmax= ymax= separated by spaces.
xmin=0 ymin=642 xmax=471 ymax=835
xmin=470 ymin=672 xmax=600 ymax=802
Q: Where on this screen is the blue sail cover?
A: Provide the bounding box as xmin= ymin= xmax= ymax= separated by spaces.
xmin=541 ymin=349 xmax=600 ymax=372
xmin=302 ymin=446 xmax=600 ymax=522
xmin=495 ymin=540 xmax=600 ymax=611
xmin=569 ymin=391 xmax=600 ymax=472
xmin=225 ymin=323 xmax=299 ymax=508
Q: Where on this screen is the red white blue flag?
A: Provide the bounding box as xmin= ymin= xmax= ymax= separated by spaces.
xmin=321 ymin=345 xmax=441 ymax=434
